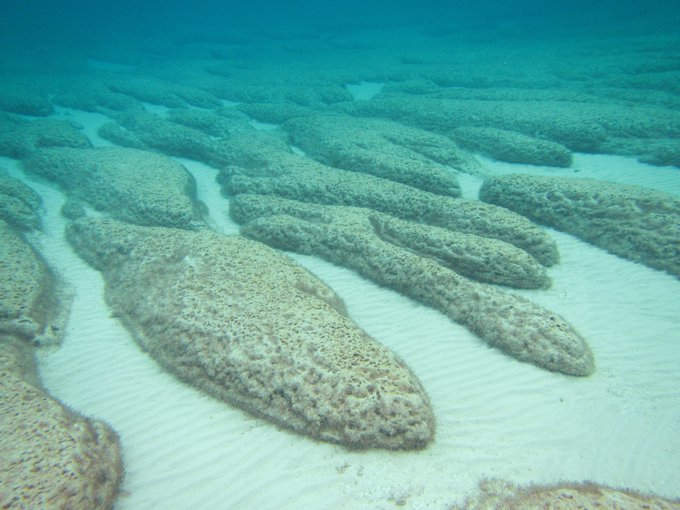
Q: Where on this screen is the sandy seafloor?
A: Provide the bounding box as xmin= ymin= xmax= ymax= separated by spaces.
xmin=2 ymin=84 xmax=679 ymax=508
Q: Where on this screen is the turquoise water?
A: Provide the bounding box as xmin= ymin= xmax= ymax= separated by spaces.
xmin=1 ymin=1 xmax=679 ymax=509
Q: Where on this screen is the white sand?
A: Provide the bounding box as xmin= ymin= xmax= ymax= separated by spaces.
xmin=345 ymin=81 xmax=385 ymax=101
xmin=5 ymin=107 xmax=679 ymax=509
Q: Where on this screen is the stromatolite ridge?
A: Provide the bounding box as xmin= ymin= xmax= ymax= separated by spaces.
xmin=217 ymin=131 xmax=559 ymax=266
xmin=283 ymin=113 xmax=475 ymax=193
xmin=231 ymin=194 xmax=550 ymax=290
xmin=232 ymin=194 xmax=593 ymax=376
xmin=0 ymin=199 xmax=69 ymax=346
xmin=453 ymin=479 xmax=680 ymax=510
xmin=0 ymin=112 xmax=90 ymax=159
xmin=0 ymin=335 xmax=123 ymax=510
xmin=480 ymin=174 xmax=680 ymax=278
xmin=66 ymin=217 xmax=435 ymax=450
xmin=23 ymin=146 xmax=206 ymax=229
xmin=451 ymin=126 xmax=573 ymax=167
xmin=0 ymin=168 xmax=42 ymax=231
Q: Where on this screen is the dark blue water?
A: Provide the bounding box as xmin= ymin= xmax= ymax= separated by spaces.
xmin=3 ymin=0 xmax=680 ymax=48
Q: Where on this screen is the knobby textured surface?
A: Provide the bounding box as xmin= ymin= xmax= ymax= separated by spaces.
xmin=66 ymin=217 xmax=436 ymax=450
xmin=233 ymin=194 xmax=594 ymax=376
xmin=480 ymin=174 xmax=680 ymax=278
xmin=0 ymin=335 xmax=123 ymax=510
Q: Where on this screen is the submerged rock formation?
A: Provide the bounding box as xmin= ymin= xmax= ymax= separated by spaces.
xmin=453 ymin=479 xmax=680 ymax=510
xmin=23 ymin=146 xmax=206 ymax=229
xmin=346 ymin=94 xmax=680 ymax=161
xmin=104 ymin=75 xmax=222 ymax=109
xmin=345 ymin=95 xmax=608 ymax=152
xmin=0 ymin=79 xmax=54 ymax=116
xmin=284 ymin=113 xmax=476 ymax=192
xmin=368 ymin=212 xmax=550 ymax=290
xmin=451 ymin=126 xmax=573 ymax=167
xmin=53 ymin=77 xmax=144 ymax=115
xmin=99 ymin=110 xmax=218 ymax=163
xmin=0 ymin=220 xmax=69 ymax=346
xmin=232 ymin=194 xmax=550 ymax=290
xmin=232 ymin=194 xmax=593 ymax=376
xmin=480 ymin=174 xmax=680 ymax=278
xmin=0 ymin=335 xmax=123 ymax=509
xmin=238 ymin=101 xmax=320 ymax=124
xmin=216 ymin=131 xmax=559 ymax=266
xmin=94 ymin=113 xmax=557 ymax=265
xmin=66 ymin=217 xmax=435 ymax=450
xmin=0 ymin=168 xmax=42 ymax=231
xmin=0 ymin=112 xmax=90 ymax=159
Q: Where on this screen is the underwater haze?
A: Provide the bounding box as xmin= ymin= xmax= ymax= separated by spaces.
xmin=3 ymin=0 xmax=680 ymax=44
xmin=1 ymin=0 xmax=680 ymax=509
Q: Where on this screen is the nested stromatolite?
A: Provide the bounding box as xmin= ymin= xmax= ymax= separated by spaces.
xmin=283 ymin=113 xmax=476 ymax=193
xmin=0 ymin=220 xmax=68 ymax=346
xmin=451 ymin=126 xmax=573 ymax=167
xmin=231 ymin=194 xmax=550 ymax=290
xmin=216 ymin=130 xmax=559 ymax=266
xmin=232 ymin=194 xmax=593 ymax=376
xmin=0 ymin=335 xmax=123 ymax=510
xmin=454 ymin=479 xmax=680 ymax=510
xmin=0 ymin=112 xmax=90 ymax=159
xmin=0 ymin=168 xmax=42 ymax=231
xmin=23 ymin=146 xmax=206 ymax=229
xmin=480 ymin=174 xmax=680 ymax=278
xmin=66 ymin=217 xmax=435 ymax=450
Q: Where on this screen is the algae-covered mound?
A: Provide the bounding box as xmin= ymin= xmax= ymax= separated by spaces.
xmin=104 ymin=75 xmax=222 ymax=109
xmin=232 ymin=194 xmax=550 ymax=290
xmin=0 ymin=335 xmax=123 ymax=510
xmin=0 ymin=168 xmax=42 ymax=231
xmin=0 ymin=220 xmax=68 ymax=346
xmin=238 ymin=101 xmax=318 ymax=124
xmin=453 ymin=478 xmax=680 ymax=510
xmin=368 ymin=212 xmax=550 ymax=290
xmin=347 ymin=94 xmax=680 ymax=160
xmin=283 ymin=113 xmax=475 ymax=193
xmin=0 ymin=79 xmax=53 ymax=116
xmin=99 ymin=110 xmax=218 ymax=163
xmin=480 ymin=174 xmax=680 ymax=278
xmin=233 ymin=195 xmax=593 ymax=377
xmin=451 ymin=126 xmax=573 ymax=167
xmin=217 ymin=131 xmax=559 ymax=266
xmin=66 ymin=217 xmax=435 ymax=450
xmin=52 ymin=77 xmax=144 ymax=115
xmin=23 ymin=146 xmax=206 ymax=229
xmin=346 ymin=96 xmax=609 ymax=152
xmin=0 ymin=112 xmax=91 ymax=159
xmin=167 ymin=107 xmax=250 ymax=139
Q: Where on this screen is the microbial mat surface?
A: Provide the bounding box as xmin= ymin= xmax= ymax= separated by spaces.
xmin=1 ymin=1 xmax=679 ymax=508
